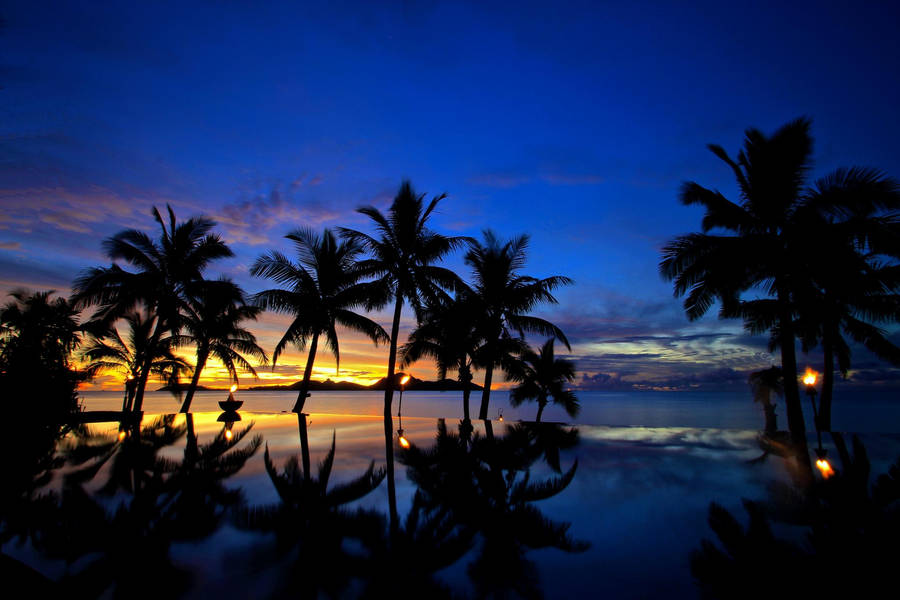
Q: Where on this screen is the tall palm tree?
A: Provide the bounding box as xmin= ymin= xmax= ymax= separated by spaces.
xmin=795 ymin=169 xmax=900 ymax=430
xmin=72 ymin=206 xmax=232 ymax=411
xmin=82 ymin=311 xmax=191 ymax=411
xmin=176 ymin=278 xmax=268 ymax=413
xmin=509 ymin=338 xmax=579 ymax=422
xmin=400 ymin=290 xmax=486 ymax=421
xmin=465 ymin=230 xmax=572 ymax=420
xmin=339 ymin=180 xmax=470 ymax=531
xmin=660 ymin=118 xmax=816 ymax=448
xmin=251 ymin=228 xmax=389 ymax=413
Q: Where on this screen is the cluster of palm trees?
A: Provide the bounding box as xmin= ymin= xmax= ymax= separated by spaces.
xmin=661 ymin=118 xmax=900 ymax=447
xmin=69 ymin=183 xmax=576 ymax=423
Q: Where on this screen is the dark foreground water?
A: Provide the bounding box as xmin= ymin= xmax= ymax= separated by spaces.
xmin=4 ymin=409 xmax=900 ymax=598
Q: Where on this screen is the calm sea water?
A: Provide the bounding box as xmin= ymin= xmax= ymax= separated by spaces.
xmin=79 ymin=388 xmax=900 ymax=432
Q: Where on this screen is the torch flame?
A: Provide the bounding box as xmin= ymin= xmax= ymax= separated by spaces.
xmin=816 ymin=458 xmax=834 ymax=479
xmin=802 ymin=368 xmax=817 ymax=386
xmin=400 ymin=375 xmax=411 ymax=386
xmin=230 ymin=384 xmax=238 ymax=393
xmin=398 ymin=435 xmax=410 ymax=449
xmin=118 ymin=430 xmax=127 ymax=441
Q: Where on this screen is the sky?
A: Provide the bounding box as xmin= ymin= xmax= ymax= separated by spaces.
xmin=2 ymin=0 xmax=900 ymax=392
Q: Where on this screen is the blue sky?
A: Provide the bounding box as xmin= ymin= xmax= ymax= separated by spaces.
xmin=2 ymin=0 xmax=900 ymax=391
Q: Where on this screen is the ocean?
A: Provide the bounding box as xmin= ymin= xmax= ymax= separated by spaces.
xmin=78 ymin=387 xmax=900 ymax=433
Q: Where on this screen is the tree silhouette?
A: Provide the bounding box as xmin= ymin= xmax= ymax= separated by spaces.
xmin=465 ymin=230 xmax=572 ymax=420
xmin=252 ymin=227 xmax=389 ymax=413
xmin=748 ymin=366 xmax=783 ymax=435
xmin=339 ymin=180 xmax=469 ymax=530
xmin=400 ymin=290 xmax=486 ymax=421
xmin=82 ymin=311 xmax=191 ymax=411
xmin=0 ymin=289 xmax=83 ymax=419
xmin=176 ymin=278 xmax=267 ymax=413
xmin=660 ymin=118 xmax=817 ymax=450
xmin=509 ymin=338 xmax=579 ymax=422
xmin=72 ymin=205 xmax=232 ymax=411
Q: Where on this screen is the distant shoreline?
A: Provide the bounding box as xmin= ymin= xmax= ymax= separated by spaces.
xmin=158 ymin=375 xmax=484 ymax=393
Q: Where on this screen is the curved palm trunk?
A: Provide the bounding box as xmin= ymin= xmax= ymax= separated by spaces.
xmin=293 ymin=334 xmax=319 ymax=413
xmin=180 ymin=346 xmax=209 ymax=413
xmin=535 ymin=397 xmax=547 ymax=423
xmin=777 ymin=290 xmax=810 ymax=470
xmin=133 ymin=316 xmax=163 ymax=413
xmin=384 ymin=294 xmax=404 ymax=537
xmin=479 ymin=355 xmax=494 ymax=420
xmin=819 ymin=327 xmax=835 ymax=432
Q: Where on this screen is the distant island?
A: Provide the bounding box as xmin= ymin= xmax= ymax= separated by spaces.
xmin=159 ymin=374 xmax=483 ymax=393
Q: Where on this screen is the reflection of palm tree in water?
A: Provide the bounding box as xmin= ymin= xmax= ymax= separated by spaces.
xmin=52 ymin=414 xmax=260 ymax=599
xmin=399 ymin=419 xmax=588 ymax=598
xmin=692 ymin=432 xmax=900 ymax=598
xmin=235 ymin=432 xmax=386 ymax=598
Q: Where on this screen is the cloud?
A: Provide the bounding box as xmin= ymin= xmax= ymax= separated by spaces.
xmin=0 ymin=242 xmax=21 ymax=250
xmin=216 ymin=183 xmax=344 ymax=245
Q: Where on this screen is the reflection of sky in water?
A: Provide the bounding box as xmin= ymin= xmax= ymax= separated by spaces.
xmin=9 ymin=413 xmax=900 ymax=598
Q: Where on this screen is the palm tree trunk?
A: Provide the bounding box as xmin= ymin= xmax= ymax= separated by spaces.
xmin=185 ymin=413 xmax=199 ymax=462
xmin=479 ymin=357 xmax=494 ymax=420
xmin=777 ymin=290 xmax=810 ymax=469
xmin=180 ymin=346 xmax=209 ymax=413
xmin=820 ymin=327 xmax=834 ymax=432
xmin=536 ymin=399 xmax=546 ymax=423
xmin=293 ymin=334 xmax=319 ymax=413
xmin=460 ymin=363 xmax=472 ymax=421
xmin=384 ymin=293 xmax=404 ymax=538
xmin=133 ymin=316 xmax=163 ymax=412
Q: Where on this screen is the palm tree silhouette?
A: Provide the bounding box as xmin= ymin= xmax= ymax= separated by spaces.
xmin=0 ymin=289 xmax=84 ymax=417
xmin=251 ymin=227 xmax=389 ymax=413
xmin=793 ymin=169 xmax=900 ymax=430
xmin=465 ymin=230 xmax=572 ymax=420
xmin=82 ymin=311 xmax=192 ymax=412
xmin=339 ymin=180 xmax=469 ymax=530
xmin=72 ymin=205 xmax=232 ymax=411
xmin=660 ymin=119 xmax=816 ymax=449
xmin=400 ymin=290 xmax=486 ymax=421
xmin=176 ymin=278 xmax=268 ymax=413
xmin=509 ymin=338 xmax=579 ymax=423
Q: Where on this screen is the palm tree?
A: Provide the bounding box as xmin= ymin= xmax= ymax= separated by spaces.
xmin=465 ymin=230 xmax=572 ymax=420
xmin=176 ymin=278 xmax=268 ymax=413
xmin=795 ymin=169 xmax=900 ymax=430
xmin=509 ymin=338 xmax=579 ymax=422
xmin=339 ymin=180 xmax=470 ymax=531
xmin=251 ymin=228 xmax=389 ymax=413
xmin=0 ymin=289 xmax=84 ymax=417
xmin=660 ymin=118 xmax=816 ymax=448
xmin=82 ymin=311 xmax=191 ymax=412
xmin=400 ymin=291 xmax=486 ymax=421
xmin=72 ymin=206 xmax=232 ymax=411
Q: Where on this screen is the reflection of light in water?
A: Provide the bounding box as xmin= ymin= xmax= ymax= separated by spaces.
xmin=118 ymin=430 xmax=126 ymax=441
xmin=224 ymin=428 xmax=233 ymax=440
xmin=816 ymin=458 xmax=834 ymax=479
